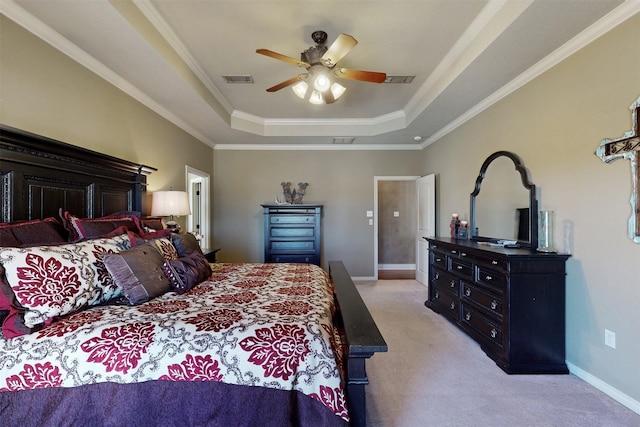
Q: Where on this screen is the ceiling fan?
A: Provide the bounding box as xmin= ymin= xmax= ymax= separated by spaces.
xmin=256 ymin=30 xmax=386 ymax=104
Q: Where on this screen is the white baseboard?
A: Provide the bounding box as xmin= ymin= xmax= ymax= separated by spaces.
xmin=352 ymin=276 xmax=376 ymax=281
xmin=567 ymin=362 xmax=640 ymax=415
xmin=378 ymin=263 xmax=416 ymax=270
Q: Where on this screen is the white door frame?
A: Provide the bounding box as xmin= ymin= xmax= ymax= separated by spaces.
xmin=374 ymin=176 xmax=420 ymax=280
xmin=186 ymin=165 xmax=210 ymax=248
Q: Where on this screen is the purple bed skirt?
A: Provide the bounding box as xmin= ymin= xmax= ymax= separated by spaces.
xmin=0 ymin=380 xmax=349 ymax=426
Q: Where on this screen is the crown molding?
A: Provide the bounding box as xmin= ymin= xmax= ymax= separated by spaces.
xmin=1 ymin=0 xmax=217 ymax=148
xmin=213 ymin=143 xmax=422 ymax=151
xmin=420 ymin=0 xmax=640 ymax=149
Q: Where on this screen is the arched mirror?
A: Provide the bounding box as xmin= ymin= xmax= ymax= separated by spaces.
xmin=470 ymin=151 xmax=538 ymax=249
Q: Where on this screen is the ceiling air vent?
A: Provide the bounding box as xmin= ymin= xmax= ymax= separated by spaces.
xmin=384 ymin=75 xmax=415 ymax=83
xmin=333 ymin=137 xmax=355 ymax=144
xmin=222 ymin=75 xmax=254 ymax=83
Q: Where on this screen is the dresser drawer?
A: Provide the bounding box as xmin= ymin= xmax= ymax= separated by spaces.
xmin=432 ymin=268 xmax=459 ymax=295
xmin=269 ymin=240 xmax=315 ymax=251
xmin=450 ymin=258 xmax=473 ymax=279
xmin=431 ymin=283 xmax=460 ymax=321
xmin=269 ymin=254 xmax=316 ymax=263
xmin=431 ymin=251 xmax=447 ymax=269
xmin=270 ymin=227 xmax=315 ymax=238
xmin=461 ymin=304 xmax=502 ymax=347
xmin=270 ymin=215 xmax=315 ymax=224
xmin=461 ymin=282 xmax=503 ymax=318
xmin=476 ymin=266 xmax=506 ymax=290
xmin=473 ymin=254 xmax=508 ymax=271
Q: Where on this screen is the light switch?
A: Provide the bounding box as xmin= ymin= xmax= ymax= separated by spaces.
xmin=393 ymin=211 xmax=400 ymax=217
xmin=368 ymin=219 xmax=373 ymax=225
xmin=366 ymin=211 xmax=373 ymax=218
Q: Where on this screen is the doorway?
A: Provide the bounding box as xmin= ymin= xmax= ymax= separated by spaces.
xmin=374 ymin=176 xmax=419 ymax=280
xmin=186 ymin=166 xmax=210 ymax=248
xmin=374 ymin=175 xmax=435 ymax=284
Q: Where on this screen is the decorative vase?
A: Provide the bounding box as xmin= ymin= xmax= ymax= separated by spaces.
xmin=537 ymin=210 xmax=557 ymax=253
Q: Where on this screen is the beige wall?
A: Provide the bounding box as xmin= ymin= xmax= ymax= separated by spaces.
xmin=420 ymin=14 xmax=640 ymax=405
xmin=212 ymin=149 xmax=423 ymax=275
xmin=0 ymin=17 xmax=213 ymax=225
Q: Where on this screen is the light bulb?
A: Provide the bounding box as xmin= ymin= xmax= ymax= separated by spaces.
xmin=314 ymin=75 xmax=331 ymax=92
xmin=330 ymin=83 xmax=346 ymax=100
xmin=309 ymin=90 xmax=324 ymax=104
xmin=292 ymin=81 xmax=308 ymax=99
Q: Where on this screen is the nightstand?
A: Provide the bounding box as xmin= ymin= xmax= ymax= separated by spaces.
xmin=202 ymin=248 xmax=221 ymax=263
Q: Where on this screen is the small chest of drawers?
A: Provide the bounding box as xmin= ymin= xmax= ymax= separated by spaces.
xmin=426 ymin=237 xmax=570 ymax=374
xmin=262 ymin=204 xmax=322 ymax=265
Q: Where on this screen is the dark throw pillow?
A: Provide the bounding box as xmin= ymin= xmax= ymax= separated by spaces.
xmin=162 ymin=252 xmax=212 ymax=294
xmin=102 ymin=242 xmax=170 ymax=305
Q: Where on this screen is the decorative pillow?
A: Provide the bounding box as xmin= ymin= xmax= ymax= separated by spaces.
xmin=171 ymin=233 xmax=203 ymax=257
xmin=127 ymin=229 xmax=173 ymax=247
xmin=0 ymin=218 xmax=67 ymax=247
xmin=162 ymin=252 xmax=212 ymax=294
xmin=0 ymin=233 xmax=131 ymax=337
xmin=102 ymin=242 xmax=171 ymax=305
xmin=140 ymin=216 xmax=165 ymax=232
xmin=151 ymin=237 xmax=180 ymax=261
xmin=60 ymin=211 xmax=144 ymax=241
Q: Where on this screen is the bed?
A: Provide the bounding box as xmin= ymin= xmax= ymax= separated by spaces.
xmin=0 ymin=125 xmax=387 ymax=426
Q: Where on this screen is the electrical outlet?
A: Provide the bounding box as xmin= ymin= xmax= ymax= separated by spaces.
xmin=605 ymin=329 xmax=616 ymax=349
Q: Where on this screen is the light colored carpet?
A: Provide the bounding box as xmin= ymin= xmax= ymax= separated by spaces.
xmin=356 ymin=279 xmax=640 ymax=427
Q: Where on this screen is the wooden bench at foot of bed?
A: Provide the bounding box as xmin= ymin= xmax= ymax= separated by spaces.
xmin=329 ymin=261 xmax=388 ymax=427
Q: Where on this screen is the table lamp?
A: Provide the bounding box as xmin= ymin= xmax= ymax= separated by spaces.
xmin=151 ymin=190 xmax=191 ymax=233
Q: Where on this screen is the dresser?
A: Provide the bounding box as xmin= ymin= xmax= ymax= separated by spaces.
xmin=425 ymin=237 xmax=570 ymax=374
xmin=261 ymin=204 xmax=322 ymax=265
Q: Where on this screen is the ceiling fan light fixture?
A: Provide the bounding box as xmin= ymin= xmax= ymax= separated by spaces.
xmin=330 ymin=83 xmax=346 ymax=100
xmin=309 ymin=90 xmax=324 ymax=105
xmin=314 ymin=74 xmax=331 ymax=92
xmin=292 ymin=81 xmax=308 ymax=98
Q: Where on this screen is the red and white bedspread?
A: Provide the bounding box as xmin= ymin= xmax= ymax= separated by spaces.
xmin=0 ymin=263 xmax=348 ymax=422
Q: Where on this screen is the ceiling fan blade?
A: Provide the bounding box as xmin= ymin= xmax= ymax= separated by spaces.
xmin=265 ymin=74 xmax=308 ymax=92
xmin=256 ymin=49 xmax=310 ymax=68
xmin=321 ymin=33 xmax=357 ymax=66
xmin=334 ymin=67 xmax=387 ymax=83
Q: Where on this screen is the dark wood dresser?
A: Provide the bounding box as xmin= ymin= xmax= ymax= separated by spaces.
xmin=262 ymin=204 xmax=322 ymax=265
xmin=425 ymin=237 xmax=570 ymax=374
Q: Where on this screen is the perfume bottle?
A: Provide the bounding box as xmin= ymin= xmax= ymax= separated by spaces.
xmin=450 ymin=213 xmax=459 ymax=238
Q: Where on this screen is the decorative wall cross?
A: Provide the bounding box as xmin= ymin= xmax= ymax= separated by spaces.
xmin=595 ymin=96 xmax=640 ymax=243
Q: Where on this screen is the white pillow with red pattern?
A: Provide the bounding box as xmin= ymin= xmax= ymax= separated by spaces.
xmin=0 ymin=233 xmax=131 ymax=337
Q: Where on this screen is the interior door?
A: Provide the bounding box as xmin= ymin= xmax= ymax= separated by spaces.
xmin=416 ymin=174 xmax=436 ymax=285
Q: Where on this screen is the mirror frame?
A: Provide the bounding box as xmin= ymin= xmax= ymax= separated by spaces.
xmin=470 ymin=151 xmax=538 ymax=249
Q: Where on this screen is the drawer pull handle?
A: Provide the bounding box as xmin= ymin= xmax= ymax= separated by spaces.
xmin=456 ymin=265 xmax=463 ymax=270
xmin=434 ymin=291 xmax=440 ymax=299
xmin=491 ymin=260 xmax=498 ymax=265
xmin=450 ymin=302 xmax=456 ymax=310
xmin=485 ymin=275 xmax=493 ymax=281
xmin=435 ymin=257 xmax=442 ymax=262
xmin=491 ymin=328 xmax=497 ymax=338
xmin=465 ymin=312 xmax=471 ymax=321
xmin=460 ymin=252 xmax=467 ymax=257
xmin=451 ymin=250 xmax=457 ymax=254
xmin=450 ymin=280 xmax=456 ymax=287
xmin=465 ymin=288 xmax=471 ymax=297
xmin=434 ymin=272 xmax=439 ymax=280
xmin=491 ymin=300 xmax=498 ymax=310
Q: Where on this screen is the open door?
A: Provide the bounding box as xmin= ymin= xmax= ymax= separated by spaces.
xmin=416 ymin=174 xmax=436 ymax=286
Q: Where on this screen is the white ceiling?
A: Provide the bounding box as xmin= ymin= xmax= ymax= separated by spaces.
xmin=3 ymin=0 xmax=638 ymax=149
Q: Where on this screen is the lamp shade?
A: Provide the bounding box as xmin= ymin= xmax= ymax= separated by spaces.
xmin=151 ymin=191 xmax=191 ymax=217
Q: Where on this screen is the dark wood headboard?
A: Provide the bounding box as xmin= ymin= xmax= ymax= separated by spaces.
xmin=0 ymin=125 xmax=156 ymax=223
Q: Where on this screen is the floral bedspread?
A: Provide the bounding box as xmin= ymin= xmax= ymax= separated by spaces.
xmin=0 ymin=263 xmax=348 ymax=421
